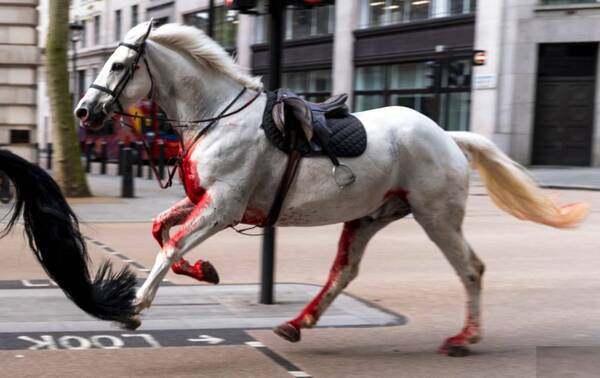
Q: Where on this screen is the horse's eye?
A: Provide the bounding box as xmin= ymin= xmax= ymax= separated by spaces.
xmin=111 ymin=63 xmax=125 ymax=72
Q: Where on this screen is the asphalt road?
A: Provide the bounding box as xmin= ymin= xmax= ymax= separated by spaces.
xmin=1 ymin=186 xmax=600 ymax=377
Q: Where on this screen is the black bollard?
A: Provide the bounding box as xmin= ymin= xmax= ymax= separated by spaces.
xmin=158 ymin=141 xmax=165 ymax=180
xmin=136 ymin=142 xmax=144 ymax=178
xmin=121 ymin=147 xmax=134 ymax=198
xmin=117 ymin=141 xmax=124 ymax=175
xmin=100 ymin=140 xmax=108 ymax=175
xmin=46 ymin=143 xmax=53 ymax=170
xmin=85 ymin=141 xmax=93 ymax=173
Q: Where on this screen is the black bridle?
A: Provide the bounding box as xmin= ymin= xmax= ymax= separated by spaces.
xmin=89 ymin=19 xmax=154 ymax=114
xmin=87 ymin=21 xmax=262 ymax=189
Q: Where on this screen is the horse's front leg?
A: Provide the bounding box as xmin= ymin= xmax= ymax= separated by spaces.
xmin=133 ymin=190 xmax=239 ymax=320
xmin=152 ymin=198 xmax=219 ymax=283
xmin=151 ymin=197 xmax=194 ymax=247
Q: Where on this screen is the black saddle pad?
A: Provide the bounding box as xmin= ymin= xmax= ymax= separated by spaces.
xmin=261 ymin=91 xmax=367 ymax=158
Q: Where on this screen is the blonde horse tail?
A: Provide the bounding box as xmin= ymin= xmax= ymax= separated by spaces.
xmin=449 ymin=131 xmax=588 ymax=228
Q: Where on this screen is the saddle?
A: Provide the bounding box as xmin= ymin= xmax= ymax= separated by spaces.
xmin=273 ymin=89 xmax=349 ymax=151
xmin=260 ymin=89 xmax=367 ymax=227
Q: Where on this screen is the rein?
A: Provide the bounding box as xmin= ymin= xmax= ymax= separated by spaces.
xmin=119 ymin=87 xmax=262 ymax=189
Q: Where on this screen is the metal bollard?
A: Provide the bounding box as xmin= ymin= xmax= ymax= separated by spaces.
xmin=46 ymin=143 xmax=53 ymax=170
xmin=136 ymin=142 xmax=144 ymax=178
xmin=158 ymin=141 xmax=165 ymax=180
xmin=85 ymin=141 xmax=93 ymax=173
xmin=117 ymin=141 xmax=124 ymax=175
xmin=100 ymin=141 xmax=108 ymax=175
xmin=121 ymin=147 xmax=134 ymax=198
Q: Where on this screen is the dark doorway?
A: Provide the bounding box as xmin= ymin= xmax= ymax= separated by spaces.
xmin=532 ymin=43 xmax=597 ymax=166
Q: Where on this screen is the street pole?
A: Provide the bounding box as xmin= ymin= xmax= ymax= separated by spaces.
xmin=208 ymin=0 xmax=215 ymax=38
xmin=260 ymin=0 xmax=284 ymax=305
xmin=71 ymin=38 xmax=77 ymax=107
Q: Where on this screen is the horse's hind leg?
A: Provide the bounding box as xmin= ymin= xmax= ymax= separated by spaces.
xmin=274 ymin=216 xmax=390 ymax=342
xmin=413 ymin=205 xmax=484 ymax=357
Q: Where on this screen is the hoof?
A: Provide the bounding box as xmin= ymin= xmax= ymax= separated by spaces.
xmin=273 ymin=323 xmax=301 ymax=343
xmin=200 ymin=260 xmax=220 ymax=285
xmin=438 ymin=342 xmax=471 ymax=357
xmin=171 ymin=259 xmax=220 ymax=284
xmin=120 ymin=316 xmax=142 ymax=331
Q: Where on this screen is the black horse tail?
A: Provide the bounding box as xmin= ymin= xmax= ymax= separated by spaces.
xmin=0 ymin=150 xmax=137 ymax=324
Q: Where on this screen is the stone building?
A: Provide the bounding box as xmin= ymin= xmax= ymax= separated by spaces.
xmin=472 ymin=0 xmax=600 ymax=166
xmin=0 ymin=0 xmax=39 ymax=159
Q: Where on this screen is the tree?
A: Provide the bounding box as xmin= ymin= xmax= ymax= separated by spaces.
xmin=46 ymin=0 xmax=91 ymax=197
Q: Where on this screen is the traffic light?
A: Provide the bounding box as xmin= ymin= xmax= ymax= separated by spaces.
xmin=224 ymin=0 xmax=258 ymax=11
xmin=472 ymin=50 xmax=487 ymax=66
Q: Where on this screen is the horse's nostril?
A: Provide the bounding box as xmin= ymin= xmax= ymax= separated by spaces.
xmin=75 ymin=107 xmax=89 ymax=121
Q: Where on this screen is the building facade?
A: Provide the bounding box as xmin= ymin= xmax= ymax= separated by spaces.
xmin=46 ymin=0 xmax=600 ymax=166
xmin=472 ymin=0 xmax=600 ymax=166
xmin=0 ymin=0 xmax=39 ymax=159
xmin=57 ymin=0 xmax=476 ymax=133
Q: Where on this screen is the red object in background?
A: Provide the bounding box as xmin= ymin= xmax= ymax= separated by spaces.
xmin=473 ymin=50 xmax=487 ymax=66
xmin=224 ymin=0 xmax=258 ymax=11
xmin=80 ymin=100 xmax=180 ymax=162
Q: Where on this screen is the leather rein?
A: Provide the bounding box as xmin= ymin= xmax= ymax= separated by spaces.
xmin=90 ymin=36 xmax=261 ymax=189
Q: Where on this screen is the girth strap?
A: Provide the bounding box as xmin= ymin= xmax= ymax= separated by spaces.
xmin=262 ymin=127 xmax=303 ymax=228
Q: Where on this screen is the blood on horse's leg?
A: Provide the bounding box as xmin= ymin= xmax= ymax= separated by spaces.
xmin=135 ymin=191 xmax=228 ymax=313
xmin=438 ymin=246 xmax=484 ymax=356
xmin=151 ymin=198 xmax=219 ymax=284
xmin=274 ymin=218 xmax=387 ymax=342
xmin=171 ymin=258 xmax=219 ymax=284
xmin=415 ymin=210 xmax=484 ymax=357
xmin=152 ymin=198 xmax=194 ymax=247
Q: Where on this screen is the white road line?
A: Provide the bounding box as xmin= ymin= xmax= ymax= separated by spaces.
xmin=289 ymin=372 xmax=311 ymax=378
xmin=245 ymin=341 xmax=266 ymax=348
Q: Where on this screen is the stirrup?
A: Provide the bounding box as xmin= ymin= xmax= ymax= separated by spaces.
xmin=332 ymin=164 xmax=355 ymax=188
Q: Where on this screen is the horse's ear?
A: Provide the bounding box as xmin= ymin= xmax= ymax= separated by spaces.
xmin=142 ymin=18 xmax=154 ymax=42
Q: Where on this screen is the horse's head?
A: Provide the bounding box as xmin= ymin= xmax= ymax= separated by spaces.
xmin=75 ymin=21 xmax=154 ymax=130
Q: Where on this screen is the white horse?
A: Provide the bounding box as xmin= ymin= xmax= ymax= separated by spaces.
xmin=74 ymin=22 xmax=587 ymax=356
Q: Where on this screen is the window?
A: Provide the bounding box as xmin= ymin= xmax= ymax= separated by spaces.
xmin=541 ymin=0 xmax=597 ymax=4
xmin=183 ymin=6 xmax=239 ymax=49
xmin=10 ymin=130 xmax=30 ymax=144
xmin=153 ymin=17 xmax=169 ymax=28
xmin=131 ymin=5 xmax=139 ymax=27
xmin=282 ymin=70 xmax=332 ymax=102
xmin=285 ymin=5 xmax=334 ymax=40
xmin=80 ymin=20 xmax=87 ymax=48
xmin=358 ymin=0 xmax=476 ymax=29
xmin=255 ymin=3 xmax=334 ymax=43
xmin=354 ymin=59 xmax=472 ymax=131
xmin=93 ymin=15 xmax=101 ymax=45
xmin=449 ymin=0 xmax=476 ymax=15
xmin=77 ymin=69 xmax=86 ymax=99
xmin=115 ymin=10 xmax=122 ymax=41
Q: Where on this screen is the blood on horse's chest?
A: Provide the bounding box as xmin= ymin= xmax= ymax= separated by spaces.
xmin=179 ymin=154 xmax=206 ymax=204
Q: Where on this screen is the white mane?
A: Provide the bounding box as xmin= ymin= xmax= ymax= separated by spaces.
xmin=130 ymin=23 xmax=263 ymax=90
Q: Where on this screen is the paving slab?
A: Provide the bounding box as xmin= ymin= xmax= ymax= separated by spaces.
xmin=0 ymin=283 xmax=405 ymax=334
